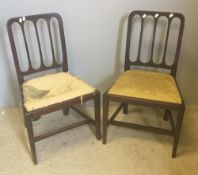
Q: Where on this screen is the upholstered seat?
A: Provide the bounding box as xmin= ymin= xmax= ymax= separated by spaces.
xmin=108 ymin=70 xmax=182 ymax=104
xmin=23 ymin=72 xmax=95 ymax=111
xmin=103 ymin=10 xmax=185 ymax=158
xmin=7 ymin=13 xmax=101 ymax=164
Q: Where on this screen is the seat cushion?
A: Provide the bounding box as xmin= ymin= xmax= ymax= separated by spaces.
xmin=23 ymin=72 xmax=95 ymax=111
xmin=108 ymin=70 xmax=182 ymax=104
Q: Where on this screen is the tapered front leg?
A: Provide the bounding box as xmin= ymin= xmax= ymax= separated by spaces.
xmin=26 ymin=115 xmax=37 ymax=164
xmin=172 ymin=107 xmax=184 ymax=158
xmin=94 ymin=91 xmax=101 ymax=140
xmin=103 ymin=94 xmax=109 ymax=144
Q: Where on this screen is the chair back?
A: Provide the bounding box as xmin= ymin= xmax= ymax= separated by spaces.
xmin=125 ymin=10 xmax=185 ymax=76
xmin=7 ymin=13 xmax=68 ymax=83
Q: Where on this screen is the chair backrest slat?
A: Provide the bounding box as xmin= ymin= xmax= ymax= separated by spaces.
xmin=47 ymin=20 xmax=56 ymax=65
xmin=7 ymin=13 xmax=68 ymax=83
xmin=137 ymin=18 xmax=144 ymax=63
xmin=125 ymin=10 xmax=185 ymax=76
xmin=162 ymin=20 xmax=171 ymax=65
xmin=21 ymin=23 xmax=33 ymax=70
xmin=149 ymin=18 xmax=157 ymax=63
xmin=34 ymin=21 xmax=44 ymax=67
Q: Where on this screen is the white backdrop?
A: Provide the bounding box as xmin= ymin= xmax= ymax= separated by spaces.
xmin=0 ymin=0 xmax=198 ymax=107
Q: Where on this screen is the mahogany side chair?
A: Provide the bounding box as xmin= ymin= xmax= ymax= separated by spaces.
xmin=103 ymin=10 xmax=185 ymax=157
xmin=7 ymin=13 xmax=101 ymax=164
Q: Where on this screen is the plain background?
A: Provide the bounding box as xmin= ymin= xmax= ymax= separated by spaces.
xmin=0 ymin=0 xmax=198 ymax=107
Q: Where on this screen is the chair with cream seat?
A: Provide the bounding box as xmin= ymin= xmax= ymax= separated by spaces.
xmin=103 ymin=10 xmax=185 ymax=157
xmin=7 ymin=13 xmax=101 ymax=164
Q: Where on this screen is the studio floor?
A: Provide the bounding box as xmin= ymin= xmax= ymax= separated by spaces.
xmin=0 ymin=104 xmax=198 ymax=175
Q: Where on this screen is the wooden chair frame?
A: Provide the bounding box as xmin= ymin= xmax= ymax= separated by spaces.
xmin=103 ymin=10 xmax=185 ymax=158
xmin=7 ymin=13 xmax=101 ymax=164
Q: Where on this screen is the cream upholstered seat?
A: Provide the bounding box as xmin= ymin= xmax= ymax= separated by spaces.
xmin=108 ymin=70 xmax=182 ymax=104
xmin=7 ymin=13 xmax=101 ymax=164
xmin=23 ymin=72 xmax=95 ymax=111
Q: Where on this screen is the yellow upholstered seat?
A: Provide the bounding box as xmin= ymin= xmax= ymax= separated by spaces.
xmin=108 ymin=70 xmax=182 ymax=104
xmin=23 ymin=72 xmax=95 ymax=111
xmin=103 ymin=11 xmax=185 ymax=158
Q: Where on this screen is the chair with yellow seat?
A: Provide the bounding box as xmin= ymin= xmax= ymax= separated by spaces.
xmin=7 ymin=13 xmax=101 ymax=164
xmin=103 ymin=10 xmax=185 ymax=157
